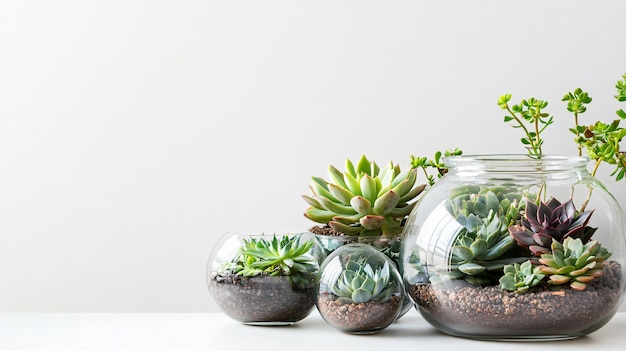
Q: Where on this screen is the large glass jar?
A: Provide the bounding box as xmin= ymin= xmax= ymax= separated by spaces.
xmin=401 ymin=155 xmax=626 ymax=340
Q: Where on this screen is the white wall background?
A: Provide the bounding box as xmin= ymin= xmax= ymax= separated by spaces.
xmin=1 ymin=0 xmax=625 ymax=312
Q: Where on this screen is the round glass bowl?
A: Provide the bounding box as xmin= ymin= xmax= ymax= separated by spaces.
xmin=207 ymin=232 xmax=319 ymax=325
xmin=309 ymin=232 xmax=413 ymax=318
xmin=316 ymin=243 xmax=405 ymax=334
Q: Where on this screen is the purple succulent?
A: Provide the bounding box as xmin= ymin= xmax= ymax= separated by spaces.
xmin=508 ymin=198 xmax=597 ymax=256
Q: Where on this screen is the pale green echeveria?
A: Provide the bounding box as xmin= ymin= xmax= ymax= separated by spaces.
xmin=303 ymin=155 xmax=426 ymax=236
xmin=332 ymin=259 xmax=395 ymax=304
xmin=539 ymin=237 xmax=611 ymax=291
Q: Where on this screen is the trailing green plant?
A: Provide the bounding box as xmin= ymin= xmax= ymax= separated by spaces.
xmin=498 ymin=95 xmax=554 ymax=158
xmin=445 ymin=186 xmax=528 ymax=284
xmin=509 ymin=197 xmax=597 ymax=257
xmin=331 ymin=259 xmax=395 ymax=304
xmin=231 ymin=235 xmax=318 ymax=290
xmin=303 ymin=155 xmax=426 ymax=236
xmin=498 ymin=73 xmax=626 ymax=184
xmin=538 ymin=237 xmax=611 ymax=291
xmin=410 ymin=148 xmax=463 ymax=186
xmin=566 ymin=74 xmax=626 ymax=182
xmin=499 ymin=260 xmax=545 ymax=294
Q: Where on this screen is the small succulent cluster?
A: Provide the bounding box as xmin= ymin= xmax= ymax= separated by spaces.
xmin=332 ymin=259 xmax=395 ymax=304
xmin=303 ymin=155 xmax=426 ymax=236
xmin=442 ymin=187 xmax=613 ymax=292
xmin=499 ymin=260 xmax=545 ymax=294
xmin=232 ymin=235 xmax=318 ymax=290
xmin=509 ymin=198 xmax=596 ymax=257
xmin=446 ymin=186 xmax=527 ymax=284
xmin=446 ymin=185 xmax=524 ymax=227
xmin=538 ymin=237 xmax=611 ymax=291
xmin=497 ymin=197 xmax=610 ymax=293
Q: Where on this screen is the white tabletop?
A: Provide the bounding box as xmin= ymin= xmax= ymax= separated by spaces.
xmin=1 ymin=310 xmax=625 ymax=351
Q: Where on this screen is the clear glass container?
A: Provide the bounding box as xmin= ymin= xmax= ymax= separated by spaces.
xmin=316 ymin=243 xmax=405 ymax=334
xmin=401 ymin=155 xmax=626 ymax=340
xmin=309 ymin=232 xmax=413 ymax=318
xmin=207 ymin=232 xmax=318 ymax=326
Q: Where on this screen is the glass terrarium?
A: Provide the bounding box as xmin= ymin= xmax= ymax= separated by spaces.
xmin=401 ymin=155 xmax=626 ymax=340
xmin=316 ymin=243 xmax=405 ymax=334
xmin=207 ymin=232 xmax=319 ymax=326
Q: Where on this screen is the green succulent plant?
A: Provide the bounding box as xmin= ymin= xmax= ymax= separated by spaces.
xmin=509 ymin=197 xmax=597 ymax=257
xmin=538 ymin=237 xmax=611 ymax=291
xmin=303 ymin=155 xmax=426 ymax=236
xmin=499 ymin=73 xmax=626 ymax=186
xmin=566 ymin=74 xmax=626 ymax=184
xmin=331 ymin=259 xmax=396 ymax=304
xmin=445 ymin=186 xmax=527 ymax=284
xmin=446 ymin=185 xmax=525 ymax=224
xmin=232 ymin=235 xmax=318 ymax=290
xmin=499 ymin=260 xmax=545 ymax=294
xmin=410 ymin=148 xmax=463 ymax=186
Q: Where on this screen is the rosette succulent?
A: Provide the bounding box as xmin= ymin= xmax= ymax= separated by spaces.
xmin=445 ymin=186 xmax=527 ymax=284
xmin=499 ymin=260 xmax=545 ymax=294
xmin=509 ymin=198 xmax=597 ymax=257
xmin=446 ymin=185 xmax=524 ymax=225
xmin=332 ymin=259 xmax=395 ymax=304
xmin=538 ymin=237 xmax=611 ymax=291
xmin=233 ymin=235 xmax=318 ymax=290
xmin=303 ymin=155 xmax=426 ymax=236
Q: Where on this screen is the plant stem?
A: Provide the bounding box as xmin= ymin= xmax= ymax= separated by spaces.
xmin=580 ymin=159 xmax=603 ymax=212
xmin=534 ymin=115 xmax=542 ymax=156
xmin=574 ymin=112 xmax=582 ymax=156
xmin=506 ymin=105 xmax=539 ymax=156
xmin=590 ymin=158 xmax=602 ymax=178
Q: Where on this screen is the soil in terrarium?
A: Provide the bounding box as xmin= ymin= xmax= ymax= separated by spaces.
xmin=309 ymin=224 xmax=345 ymax=236
xmin=210 ymin=274 xmax=316 ymax=323
xmin=409 ymin=261 xmax=623 ymax=336
xmin=317 ymin=293 xmax=402 ymax=333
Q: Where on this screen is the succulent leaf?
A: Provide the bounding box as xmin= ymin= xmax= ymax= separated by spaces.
xmin=304 ymin=207 xmax=336 ymax=223
xmin=327 ymin=165 xmax=349 ymax=190
xmin=328 ymin=183 xmax=355 ymax=205
xmin=329 ymin=221 xmax=362 ymax=235
xmin=360 ymin=215 xmax=385 ymax=230
xmin=373 ymin=190 xmax=400 ymax=215
xmin=350 ymin=196 xmax=372 ymax=215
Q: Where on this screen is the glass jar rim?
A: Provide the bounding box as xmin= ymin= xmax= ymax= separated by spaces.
xmin=442 ymin=154 xmax=590 ymax=173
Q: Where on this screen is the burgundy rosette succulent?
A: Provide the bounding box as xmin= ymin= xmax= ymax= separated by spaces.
xmin=508 ymin=198 xmax=597 ymax=256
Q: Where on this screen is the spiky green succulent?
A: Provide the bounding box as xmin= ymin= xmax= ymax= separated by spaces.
xmin=303 ymin=155 xmax=426 ymax=236
xmin=538 ymin=237 xmax=611 ymax=291
xmin=499 ymin=260 xmax=545 ymax=294
xmin=233 ymin=235 xmax=318 ymax=289
xmin=509 ymin=198 xmax=597 ymax=257
xmin=445 ymin=186 xmax=527 ymax=284
xmin=332 ymin=259 xmax=396 ymax=303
